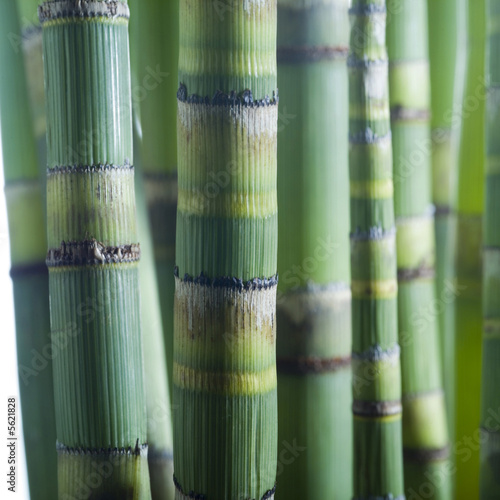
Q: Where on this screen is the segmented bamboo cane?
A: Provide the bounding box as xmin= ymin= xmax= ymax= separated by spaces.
xmin=453 ymin=0 xmax=486 ymax=497
xmin=480 ymin=0 xmax=500 ymax=497
xmin=133 ymin=0 xmax=179 ymax=397
xmin=0 ymin=2 xmax=57 ymax=498
xmin=39 ymin=1 xmax=151 ymax=497
xmin=387 ymin=2 xmax=451 ymax=498
xmin=348 ymin=1 xmax=405 ymax=498
xmin=275 ymin=0 xmax=352 ymax=497
xmin=173 ymin=1 xmax=278 ymax=498
xmin=427 ymin=0 xmax=459 ymax=440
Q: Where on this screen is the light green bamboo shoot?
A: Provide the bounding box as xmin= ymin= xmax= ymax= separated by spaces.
xmin=40 ymin=1 xmax=151 ymax=496
xmin=479 ymin=0 xmax=500 ymax=497
xmin=0 ymin=2 xmax=57 ymax=498
xmin=275 ymin=0 xmax=352 ymax=497
xmin=173 ymin=0 xmax=278 ymax=498
xmin=454 ymin=0 xmax=486 ymax=497
xmin=349 ymin=1 xmax=405 ymax=498
xmin=387 ymin=2 xmax=451 ymax=498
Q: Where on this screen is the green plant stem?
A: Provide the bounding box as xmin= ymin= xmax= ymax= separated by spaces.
xmin=40 ymin=1 xmax=151 ymax=497
xmin=348 ymin=1 xmax=405 ymax=498
xmin=275 ymin=0 xmax=352 ymax=497
xmin=480 ymin=0 xmax=500 ymax=497
xmin=453 ymin=1 xmax=486 ymax=497
xmin=173 ymin=1 xmax=278 ymax=498
xmin=0 ymin=5 xmax=57 ymax=498
xmin=132 ymin=0 xmax=179 ymax=397
xmin=387 ymin=2 xmax=451 ymax=498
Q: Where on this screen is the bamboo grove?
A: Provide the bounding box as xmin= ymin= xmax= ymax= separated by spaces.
xmin=0 ymin=0 xmax=499 ymax=498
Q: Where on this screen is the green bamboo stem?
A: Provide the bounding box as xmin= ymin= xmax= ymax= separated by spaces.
xmin=134 ymin=125 xmax=175 ymax=499
xmin=133 ymin=0 xmax=179 ymax=397
xmin=387 ymin=2 xmax=451 ymax=498
xmin=480 ymin=0 xmax=500 ymax=497
xmin=40 ymin=1 xmax=151 ymax=497
xmin=427 ymin=0 xmax=459 ymax=441
xmin=275 ymin=0 xmax=352 ymax=497
xmin=174 ymin=1 xmax=278 ymax=498
xmin=453 ymin=0 xmax=486 ymax=497
xmin=0 ymin=2 xmax=57 ymax=498
xmin=348 ymin=1 xmax=405 ymax=498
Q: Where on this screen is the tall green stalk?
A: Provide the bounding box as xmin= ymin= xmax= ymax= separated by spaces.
xmin=454 ymin=0 xmax=486 ymax=497
xmin=40 ymin=1 xmax=151 ymax=497
xmin=480 ymin=0 xmax=500 ymax=497
xmin=387 ymin=2 xmax=451 ymax=498
xmin=348 ymin=1 xmax=405 ymax=498
xmin=134 ymin=126 xmax=175 ymax=499
xmin=427 ymin=0 xmax=459 ymax=439
xmin=0 ymin=2 xmax=57 ymax=498
xmin=275 ymin=0 xmax=351 ymax=497
xmin=173 ymin=0 xmax=278 ymax=498
xmin=134 ymin=0 xmax=179 ymax=396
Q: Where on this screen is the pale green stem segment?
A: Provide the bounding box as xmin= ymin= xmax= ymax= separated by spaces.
xmin=40 ymin=1 xmax=151 ymax=497
xmin=480 ymin=1 xmax=500 ymax=498
xmin=275 ymin=0 xmax=352 ymax=497
xmin=452 ymin=1 xmax=486 ymax=498
xmin=387 ymin=2 xmax=451 ymax=498
xmin=174 ymin=1 xmax=278 ymax=498
xmin=0 ymin=2 xmax=57 ymax=499
xmin=349 ymin=1 xmax=405 ymax=498
xmin=130 ymin=0 xmax=179 ymax=397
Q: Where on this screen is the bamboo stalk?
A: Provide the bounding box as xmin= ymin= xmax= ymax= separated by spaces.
xmin=0 ymin=2 xmax=57 ymax=498
xmin=453 ymin=0 xmax=486 ymax=497
xmin=387 ymin=2 xmax=451 ymax=497
xmin=39 ymin=1 xmax=151 ymax=497
xmin=133 ymin=0 xmax=179 ymax=397
xmin=427 ymin=0 xmax=459 ymax=441
xmin=275 ymin=0 xmax=352 ymax=497
xmin=348 ymin=1 xmax=405 ymax=498
xmin=480 ymin=0 xmax=500 ymax=497
xmin=134 ymin=125 xmax=175 ymax=499
xmin=173 ymin=1 xmax=278 ymax=498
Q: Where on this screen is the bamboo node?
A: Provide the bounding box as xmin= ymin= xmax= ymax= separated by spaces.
xmin=38 ymin=1 xmax=130 ymax=24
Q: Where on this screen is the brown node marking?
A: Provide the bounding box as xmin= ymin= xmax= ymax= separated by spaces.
xmin=277 ymin=356 xmax=351 ymax=375
xmin=352 ymin=399 xmax=402 ymax=417
xmin=39 ymin=1 xmax=130 ymax=24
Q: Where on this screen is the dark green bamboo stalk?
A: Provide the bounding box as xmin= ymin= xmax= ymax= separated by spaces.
xmin=173 ymin=1 xmax=278 ymax=498
xmin=427 ymin=0 xmax=459 ymax=439
xmin=0 ymin=2 xmax=57 ymax=498
xmin=387 ymin=2 xmax=451 ymax=498
xmin=134 ymin=125 xmax=175 ymax=499
xmin=348 ymin=1 xmax=405 ymax=498
xmin=275 ymin=0 xmax=351 ymax=497
xmin=133 ymin=0 xmax=179 ymax=396
xmin=39 ymin=1 xmax=151 ymax=497
xmin=480 ymin=0 xmax=500 ymax=497
xmin=453 ymin=0 xmax=486 ymax=497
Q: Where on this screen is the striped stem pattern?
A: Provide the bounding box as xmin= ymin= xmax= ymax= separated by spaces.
xmin=480 ymin=0 xmax=500 ymax=497
xmin=276 ymin=0 xmax=352 ymax=497
xmin=174 ymin=1 xmax=278 ymax=498
xmin=348 ymin=1 xmax=405 ymax=498
xmin=453 ymin=0 xmax=486 ymax=497
xmin=427 ymin=0 xmax=459 ymax=440
xmin=387 ymin=1 xmax=451 ymax=498
xmin=133 ymin=0 xmax=179 ymax=397
xmin=0 ymin=2 xmax=57 ymax=498
xmin=40 ymin=1 xmax=151 ymax=497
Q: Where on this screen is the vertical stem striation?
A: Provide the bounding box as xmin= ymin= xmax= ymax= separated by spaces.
xmin=387 ymin=1 xmax=451 ymax=498
xmin=40 ymin=1 xmax=151 ymax=497
xmin=275 ymin=0 xmax=352 ymax=497
xmin=174 ymin=1 xmax=278 ymax=498
xmin=480 ymin=0 xmax=500 ymax=497
xmin=0 ymin=2 xmax=57 ymax=498
xmin=453 ymin=0 xmax=486 ymax=497
xmin=133 ymin=0 xmax=179 ymax=398
xmin=348 ymin=1 xmax=405 ymax=498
